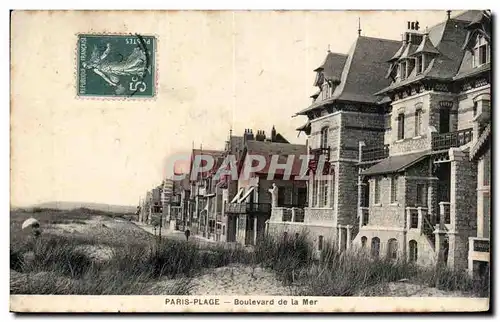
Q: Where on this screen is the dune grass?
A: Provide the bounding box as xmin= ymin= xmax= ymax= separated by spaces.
xmin=10 ymin=209 xmax=489 ymax=296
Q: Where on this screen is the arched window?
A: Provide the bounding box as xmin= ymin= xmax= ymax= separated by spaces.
xmin=320 ymin=126 xmax=329 ymax=149
xmin=387 ymin=238 xmax=398 ymax=260
xmin=361 ymin=236 xmax=367 ymax=248
xmin=409 ymin=240 xmax=418 ymax=262
xmin=371 ymin=237 xmax=380 ymax=258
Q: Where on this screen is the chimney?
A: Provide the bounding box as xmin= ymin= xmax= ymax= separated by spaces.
xmin=271 ymin=125 xmax=277 ymax=142
xmin=256 ymin=130 xmax=266 ymax=141
xmin=243 ymin=129 xmax=254 ymax=143
xmin=447 ymin=10 xmax=451 ymax=20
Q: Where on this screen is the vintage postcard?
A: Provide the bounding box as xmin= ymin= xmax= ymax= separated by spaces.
xmin=10 ymin=10 xmax=491 ymax=313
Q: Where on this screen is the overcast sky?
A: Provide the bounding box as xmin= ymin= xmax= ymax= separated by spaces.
xmin=11 ymin=10 xmax=457 ymax=207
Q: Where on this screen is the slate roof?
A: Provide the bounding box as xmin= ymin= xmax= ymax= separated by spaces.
xmin=411 ymin=34 xmax=440 ymax=56
xmin=297 ymin=36 xmax=400 ymax=115
xmin=314 ymin=52 xmax=349 ymax=83
xmin=243 ymin=140 xmax=306 ymax=176
xmin=388 ymin=43 xmax=407 ymax=62
xmin=189 ymin=148 xmax=225 ymax=181
xmin=361 ymin=151 xmax=429 ymax=176
xmin=377 ymin=10 xmax=486 ymax=95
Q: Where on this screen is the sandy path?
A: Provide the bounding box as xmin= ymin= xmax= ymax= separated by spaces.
xmin=189 ymin=264 xmax=292 ymax=296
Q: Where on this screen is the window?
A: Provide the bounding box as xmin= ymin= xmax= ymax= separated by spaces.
xmin=311 ymin=176 xmax=318 ymax=207
xmin=322 ymin=82 xmax=330 ymax=100
xmin=473 ymin=35 xmax=490 ymax=67
xmin=371 ymin=237 xmax=380 ymax=258
xmin=410 ymin=212 xmax=419 ymax=228
xmin=414 ymin=108 xmax=423 ymax=136
xmin=397 ymin=113 xmax=405 ymax=140
xmin=407 ymin=59 xmax=415 ymax=76
xmin=391 ymin=176 xmax=398 ymax=203
xmin=387 ymin=238 xmax=398 ymax=260
xmin=416 ymin=183 xmax=427 ymax=206
xmin=318 ymin=177 xmax=329 ymax=207
xmin=222 ymin=225 xmax=226 ymax=235
xmin=330 ymin=171 xmax=336 ymax=208
xmin=318 ymin=235 xmax=324 ymax=251
xmin=400 ymin=62 xmax=407 ymax=80
xmin=409 ymin=240 xmax=418 ymax=262
xmin=320 ymin=127 xmax=329 ymax=149
xmin=473 ymin=101 xmax=478 ymax=116
xmin=362 ymin=209 xmax=369 ymax=226
xmin=483 ymin=151 xmax=490 ymax=187
xmin=278 ymin=188 xmax=285 ymax=207
xmin=374 ymin=178 xmax=381 ymax=204
xmin=361 ymin=236 xmax=367 ymax=248
xmin=416 ymin=55 xmax=424 ymax=74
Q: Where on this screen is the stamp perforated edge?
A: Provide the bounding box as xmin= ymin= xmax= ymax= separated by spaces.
xmin=74 ymin=32 xmax=159 ymax=101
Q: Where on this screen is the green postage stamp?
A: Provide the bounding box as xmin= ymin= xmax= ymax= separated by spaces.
xmin=77 ymin=34 xmax=156 ymax=98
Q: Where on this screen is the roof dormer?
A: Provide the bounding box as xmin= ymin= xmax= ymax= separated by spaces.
xmin=409 ymin=32 xmax=440 ymax=75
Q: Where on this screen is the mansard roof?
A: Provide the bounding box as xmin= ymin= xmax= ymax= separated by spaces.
xmin=296 ymin=36 xmax=400 ymax=115
xmin=387 ymin=42 xmax=407 ymax=62
xmin=411 ymin=34 xmax=440 ymax=56
xmin=314 ymin=52 xmax=348 ymax=84
xmin=376 ymin=11 xmax=484 ymax=95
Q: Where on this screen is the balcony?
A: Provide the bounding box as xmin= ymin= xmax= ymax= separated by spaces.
xmin=272 ymin=207 xmax=306 ymax=223
xmin=360 ymin=144 xmax=389 ymax=162
xmin=431 ymin=128 xmax=473 ymax=151
xmin=309 ymin=146 xmax=331 ymax=162
xmin=225 ymin=202 xmax=271 ymax=215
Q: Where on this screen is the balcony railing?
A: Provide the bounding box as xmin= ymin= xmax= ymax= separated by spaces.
xmin=282 ymin=208 xmax=292 ymax=222
xmin=309 ymin=146 xmax=331 ymax=162
xmin=431 ymin=128 xmax=473 ymax=151
xmin=293 ymin=208 xmax=305 ymax=222
xmin=360 ymin=144 xmax=389 ymax=162
xmin=225 ymin=202 xmax=271 ymax=214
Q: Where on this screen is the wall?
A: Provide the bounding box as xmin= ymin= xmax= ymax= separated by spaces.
xmin=336 ymin=161 xmax=359 ymax=226
xmin=340 ymin=111 xmax=385 ymax=159
xmin=388 ymin=91 xmax=466 ymax=156
xmin=309 ymin=112 xmax=341 ymax=158
xmin=457 ymin=86 xmax=490 ymax=131
xmin=366 ymin=175 xmax=406 ymax=228
xmin=266 ymin=221 xmax=337 ymax=254
xmin=448 ymin=148 xmax=477 ymax=271
xmin=389 ymin=92 xmax=433 ymax=155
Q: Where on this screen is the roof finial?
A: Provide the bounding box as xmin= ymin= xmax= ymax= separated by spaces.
xmin=327 ymin=44 xmax=331 ymax=52
xmin=358 ymin=17 xmax=362 ymax=36
xmin=447 ymin=10 xmax=451 ymax=20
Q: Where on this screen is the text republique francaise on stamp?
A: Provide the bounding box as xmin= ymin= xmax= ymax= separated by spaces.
xmin=77 ymin=34 xmax=156 ymax=98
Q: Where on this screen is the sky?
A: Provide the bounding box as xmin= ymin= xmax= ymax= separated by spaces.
xmin=10 ymin=10 xmax=457 ymax=207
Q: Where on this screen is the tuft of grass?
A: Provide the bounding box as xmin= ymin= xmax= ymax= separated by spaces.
xmin=254 ymin=232 xmax=313 ymax=285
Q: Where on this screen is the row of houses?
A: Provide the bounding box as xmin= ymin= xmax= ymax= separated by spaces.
xmin=140 ymin=10 xmax=491 ymax=279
